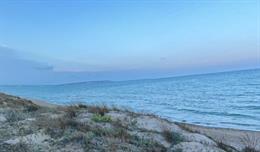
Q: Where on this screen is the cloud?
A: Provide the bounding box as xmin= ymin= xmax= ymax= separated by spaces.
xmin=0 ymin=46 xmax=53 ymax=71
xmin=160 ymin=57 xmax=167 ymax=61
xmin=0 ymin=46 xmax=17 ymax=58
xmin=0 ymin=46 xmax=122 ymax=85
xmin=33 ymin=65 xmax=54 ymax=71
xmin=0 ymin=46 xmax=56 ymax=84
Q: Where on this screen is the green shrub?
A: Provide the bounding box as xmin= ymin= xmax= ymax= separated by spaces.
xmin=91 ymin=114 xmax=112 ymax=122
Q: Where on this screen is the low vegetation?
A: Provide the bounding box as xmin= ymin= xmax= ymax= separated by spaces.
xmin=64 ymin=105 xmax=78 ymax=118
xmin=1 ymin=103 xmax=166 ymax=151
xmin=88 ymin=105 xmax=109 ymax=116
xmin=162 ymin=128 xmax=184 ymax=145
xmin=241 ymin=133 xmax=260 ymax=152
xmin=91 ymin=113 xmax=112 ymax=122
xmin=24 ymin=104 xmax=40 ymax=112
xmin=216 ymin=139 xmax=236 ymax=152
xmin=1 ymin=93 xmax=260 ymax=152
xmin=5 ymin=110 xmax=26 ymax=122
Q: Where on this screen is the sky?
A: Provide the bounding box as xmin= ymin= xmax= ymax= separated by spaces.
xmin=0 ymin=0 xmax=259 ymax=85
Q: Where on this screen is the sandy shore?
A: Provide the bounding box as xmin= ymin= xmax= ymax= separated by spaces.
xmin=0 ymin=92 xmax=259 ymax=152
xmin=175 ymin=122 xmax=260 ymax=151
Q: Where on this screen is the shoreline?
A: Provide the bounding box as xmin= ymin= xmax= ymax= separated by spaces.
xmin=32 ymin=97 xmax=260 ymax=132
xmin=1 ymin=92 xmax=259 ymax=152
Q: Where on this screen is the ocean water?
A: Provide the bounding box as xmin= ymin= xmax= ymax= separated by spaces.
xmin=1 ymin=69 xmax=260 ymax=131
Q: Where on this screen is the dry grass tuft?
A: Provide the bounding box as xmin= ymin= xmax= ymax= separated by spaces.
xmin=131 ymin=136 xmax=167 ymax=152
xmin=162 ymin=128 xmax=174 ymax=143
xmin=77 ymin=104 xmax=88 ymax=109
xmin=216 ymin=137 xmax=234 ymax=152
xmin=35 ymin=115 xmax=90 ymax=138
xmin=112 ymin=119 xmax=129 ymax=130
xmin=88 ymin=105 xmax=109 ymax=116
xmin=24 ymin=104 xmax=40 ymax=112
xmin=64 ymin=105 xmax=79 ymax=118
xmin=162 ymin=127 xmax=183 ymax=145
xmin=241 ymin=133 xmax=260 ymax=152
xmin=5 ymin=110 xmax=26 ymax=122
xmin=11 ymin=141 xmax=31 ymax=152
xmin=177 ymin=123 xmax=198 ymax=133
xmin=114 ymin=128 xmax=131 ymax=142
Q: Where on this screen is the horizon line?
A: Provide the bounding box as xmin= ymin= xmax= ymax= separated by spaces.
xmin=1 ymin=67 xmax=259 ymax=86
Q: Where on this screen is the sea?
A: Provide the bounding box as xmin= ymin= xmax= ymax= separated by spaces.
xmin=0 ymin=69 xmax=260 ymax=131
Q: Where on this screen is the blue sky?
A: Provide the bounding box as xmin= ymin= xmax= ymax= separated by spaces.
xmin=0 ymin=0 xmax=259 ymax=85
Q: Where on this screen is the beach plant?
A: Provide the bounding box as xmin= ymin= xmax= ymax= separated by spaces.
xmin=111 ymin=119 xmax=128 ymax=130
xmin=215 ymin=136 xmax=236 ymax=152
xmin=216 ymin=141 xmax=235 ymax=152
xmin=90 ymin=124 xmax=130 ymax=142
xmin=113 ymin=127 xmax=131 ymax=141
xmin=36 ymin=115 xmax=91 ymax=139
xmin=5 ymin=110 xmax=25 ymax=122
xmin=88 ymin=105 xmax=109 ymax=116
xmin=173 ymin=148 xmax=183 ymax=152
xmin=82 ymin=132 xmax=95 ymax=151
xmin=91 ymin=114 xmax=112 ymax=122
xmin=162 ymin=128 xmax=174 ymax=143
xmin=91 ymin=127 xmax=111 ymax=137
xmin=24 ymin=104 xmax=39 ymax=112
xmin=241 ymin=133 xmax=260 ymax=152
xmin=162 ymin=127 xmax=184 ymax=145
xmin=64 ymin=105 xmax=79 ymax=118
xmin=10 ymin=141 xmax=31 ymax=152
xmin=131 ymin=136 xmax=167 ymax=152
xmin=61 ymin=130 xmax=87 ymax=144
xmin=171 ymin=132 xmax=184 ymax=145
xmin=77 ymin=104 xmax=88 ymax=109
xmin=243 ymin=147 xmax=259 ymax=152
xmin=177 ymin=123 xmax=199 ymax=133
xmin=0 ymin=139 xmax=32 ymax=152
